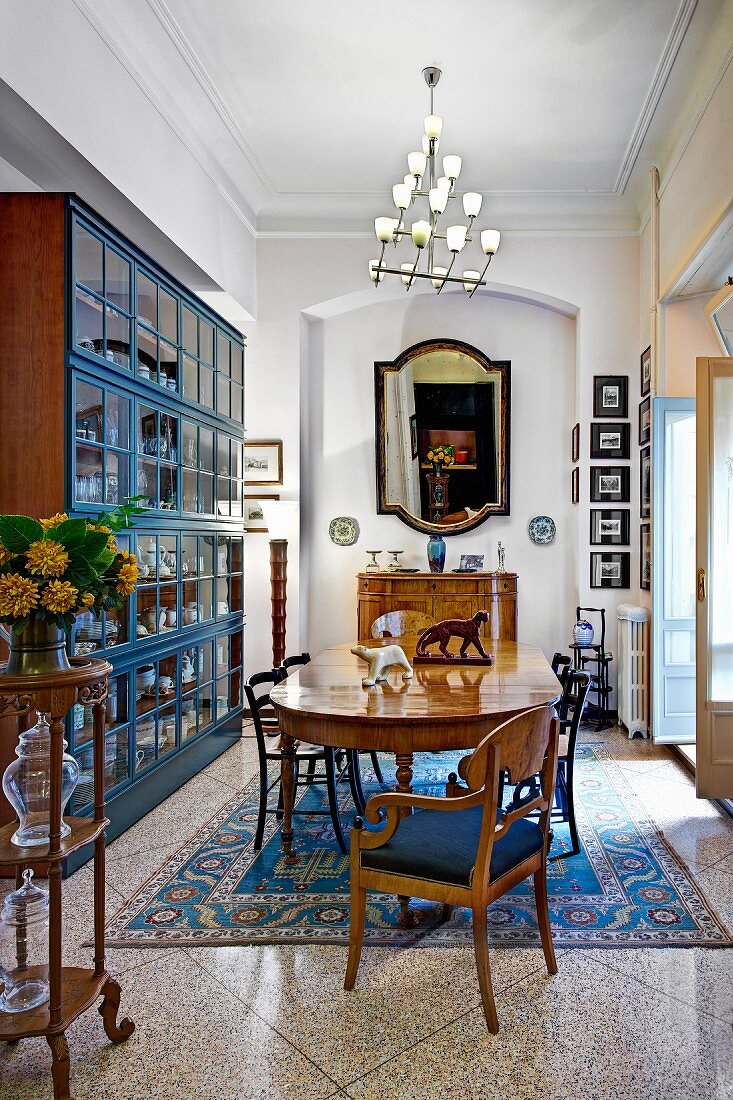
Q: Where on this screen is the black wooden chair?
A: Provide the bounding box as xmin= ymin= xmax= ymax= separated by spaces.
xmin=245 ymin=669 xmax=353 ymax=854
xmin=552 ymin=669 xmax=591 ymax=859
xmin=571 ymin=607 xmax=612 ymax=729
xmin=551 ymin=651 xmax=572 ymax=687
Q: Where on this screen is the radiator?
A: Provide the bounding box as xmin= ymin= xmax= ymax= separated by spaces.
xmin=617 ymin=604 xmax=650 ymax=739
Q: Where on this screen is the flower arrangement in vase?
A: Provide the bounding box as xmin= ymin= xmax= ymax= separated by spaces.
xmin=0 ymin=500 xmax=143 ymax=675
xmin=426 ymin=444 xmax=455 ymax=476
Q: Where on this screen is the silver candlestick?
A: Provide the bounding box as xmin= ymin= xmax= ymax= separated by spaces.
xmin=497 ymin=541 xmax=506 ymax=574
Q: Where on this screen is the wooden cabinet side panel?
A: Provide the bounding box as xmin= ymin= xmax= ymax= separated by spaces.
xmin=0 ymin=195 xmax=66 ymax=516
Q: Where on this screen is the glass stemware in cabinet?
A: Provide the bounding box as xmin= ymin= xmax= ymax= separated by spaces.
xmin=365 ymin=551 xmax=382 ymax=573
xmin=2 ymin=712 xmax=80 ymax=847
xmin=0 ymin=869 xmax=50 ymax=1013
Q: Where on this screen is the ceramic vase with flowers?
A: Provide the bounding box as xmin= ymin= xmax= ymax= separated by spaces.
xmin=425 ymin=444 xmax=455 ymax=477
xmin=0 ymin=502 xmax=142 ymax=847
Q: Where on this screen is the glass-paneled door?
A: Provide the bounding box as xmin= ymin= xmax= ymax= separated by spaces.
xmin=652 ymin=398 xmax=696 ymax=743
xmin=696 ymin=356 xmax=733 ymax=798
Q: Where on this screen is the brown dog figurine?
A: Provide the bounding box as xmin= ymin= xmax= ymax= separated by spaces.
xmin=415 ymin=610 xmax=491 ymax=661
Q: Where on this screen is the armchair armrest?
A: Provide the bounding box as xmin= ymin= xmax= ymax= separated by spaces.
xmin=354 ymin=787 xmax=484 ymax=850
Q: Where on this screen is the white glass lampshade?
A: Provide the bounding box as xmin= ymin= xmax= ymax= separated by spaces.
xmin=481 ymin=229 xmax=501 ymax=255
xmin=462 ymin=192 xmax=482 ymax=218
xmin=436 ymin=176 xmax=451 ymax=192
xmin=424 ymin=114 xmax=443 ymax=140
xmin=408 ymin=151 xmax=427 ymax=178
xmin=392 ymin=183 xmax=411 ymax=211
xmin=446 ymin=224 xmax=467 ymax=253
xmin=374 ymin=217 xmax=397 ymax=243
xmin=411 ymin=220 xmax=432 ymax=248
xmin=369 ymin=259 xmax=386 ymax=283
xmin=431 ymin=265 xmax=448 ymax=290
xmin=262 ymin=499 xmax=298 ymax=541
xmin=401 ymin=262 xmax=415 ymax=286
xmin=429 ymin=187 xmax=448 ymax=214
xmin=422 ymin=134 xmax=438 ymax=157
xmin=443 ymin=155 xmax=462 ymax=180
xmin=462 ymin=270 xmax=480 ymax=293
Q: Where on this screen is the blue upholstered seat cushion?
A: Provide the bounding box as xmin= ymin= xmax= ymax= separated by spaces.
xmin=360 ymin=806 xmax=543 ymax=888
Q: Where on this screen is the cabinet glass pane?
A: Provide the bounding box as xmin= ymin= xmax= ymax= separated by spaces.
xmin=217 ymin=375 xmax=231 ymax=418
xmin=137 ymin=325 xmax=157 ymax=380
xmin=158 ymin=704 xmax=177 ymax=757
xmin=231 ymin=384 xmax=244 ymax=424
xmin=200 ymin=641 xmax=213 ymax=682
xmin=199 ymin=428 xmax=214 ymax=473
xmin=75 ymin=380 xmax=103 ymax=440
xmin=75 ymin=444 xmax=103 ymax=504
xmin=199 ymin=474 xmax=214 ymax=514
xmin=182 ymin=421 xmax=197 ymax=467
xmin=231 ymin=537 xmax=243 ymax=573
xmin=75 ymin=223 xmax=104 ymax=294
xmin=105 ymin=307 xmax=131 ymax=368
xmin=217 ymin=334 xmax=230 ymax=376
xmin=138 ymin=459 xmax=157 ymax=507
xmin=183 ymin=581 xmax=198 ymax=626
xmin=183 ymin=354 xmax=197 ymax=401
xmin=217 ymin=477 xmax=230 ymax=515
xmin=181 ymin=696 xmax=197 ymax=741
xmin=200 ymin=366 xmax=214 ymax=409
xmin=106 ymin=392 xmax=130 ymax=449
xmin=216 ymin=635 xmax=230 ymax=675
xmin=182 ymin=469 xmax=198 ymax=514
xmin=137 ymin=272 xmax=157 ymax=329
xmin=159 ymin=584 xmax=177 ymax=632
xmin=200 ymin=320 xmax=214 ymax=365
xmin=217 ymin=435 xmax=229 ymax=475
xmin=107 ymin=672 xmax=130 ymax=728
xmin=663 ymin=410 xmax=696 ymax=621
xmin=75 ymin=288 xmax=103 ymax=352
xmin=135 ymin=714 xmax=157 ymax=774
xmin=73 ymin=608 xmax=103 ymax=656
xmin=106 ymin=247 xmax=130 ymax=313
xmin=231 ymin=441 xmax=243 ymax=480
xmin=216 ymin=680 xmax=229 ymax=720
xmin=137 ymin=588 xmax=160 ymax=637
xmin=200 ymin=578 xmax=214 ymax=622
xmin=105 ymin=450 xmax=128 ymax=505
xmin=160 ymin=414 xmax=178 ymax=463
xmin=200 ymin=537 xmax=214 ymax=577
xmin=216 ymin=577 xmax=229 ymax=615
xmin=231 ymin=345 xmax=243 ymax=384
xmin=181 ymin=536 xmax=198 ymax=577
xmin=105 ymin=603 xmax=127 ymax=648
xmin=231 ymin=479 xmax=243 ymax=518
xmin=229 ymin=575 xmax=243 ymax=613
xmin=159 ymin=463 xmax=177 ymax=510
xmin=138 ymin=405 xmax=157 ymax=454
xmin=160 ymin=340 xmax=178 ymax=391
xmin=159 ymin=288 xmax=178 ymax=343
xmin=199 ymin=684 xmax=214 ymax=731
xmin=183 ymin=306 xmax=197 ymax=354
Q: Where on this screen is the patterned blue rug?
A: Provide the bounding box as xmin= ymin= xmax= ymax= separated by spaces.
xmin=104 ymin=745 xmax=733 ymax=949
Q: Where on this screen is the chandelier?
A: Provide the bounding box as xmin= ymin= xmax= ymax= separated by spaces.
xmin=369 ymin=67 xmax=500 ymax=296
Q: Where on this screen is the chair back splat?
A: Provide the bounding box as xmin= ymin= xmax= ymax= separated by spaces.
xmin=370 ymin=610 xmax=434 ymax=639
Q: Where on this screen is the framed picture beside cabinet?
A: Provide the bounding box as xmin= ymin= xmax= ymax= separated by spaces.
xmin=244 ymin=440 xmax=283 ymax=486
xmin=590 ymin=551 xmax=630 ymax=589
xmin=640 ymin=522 xmax=651 ymax=589
xmin=640 ymin=445 xmax=651 ymax=518
xmin=571 ymin=466 xmax=579 ymax=504
xmin=639 ymin=397 xmax=651 ymax=445
xmin=571 ymin=423 xmax=580 ymax=463
xmin=244 ymin=493 xmax=280 ymax=532
xmin=640 ymin=346 xmax=651 ymax=397
xmin=593 ymin=375 xmax=628 ymax=418
xmin=590 ymin=422 xmax=630 ymax=460
xmin=590 ymin=508 xmax=630 ymax=545
xmin=590 ymin=465 xmax=630 ymax=502
xmin=410 ymin=414 xmax=418 ymax=460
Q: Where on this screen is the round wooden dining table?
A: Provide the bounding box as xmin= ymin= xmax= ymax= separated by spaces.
xmin=270 ymin=637 xmax=561 ymax=867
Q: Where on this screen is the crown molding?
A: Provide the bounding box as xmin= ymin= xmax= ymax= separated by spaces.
xmin=613 ymin=0 xmax=697 ymax=195
xmin=70 ymin=0 xmax=258 ymax=238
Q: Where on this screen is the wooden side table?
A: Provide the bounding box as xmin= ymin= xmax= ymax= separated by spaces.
xmin=0 ymin=657 xmax=135 ymax=1100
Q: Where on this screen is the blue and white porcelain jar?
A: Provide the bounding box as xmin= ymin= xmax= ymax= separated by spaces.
xmin=573 ymin=619 xmax=594 ymax=647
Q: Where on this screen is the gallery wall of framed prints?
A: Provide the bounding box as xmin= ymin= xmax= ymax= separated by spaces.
xmin=589 ymin=374 xmax=631 ymax=589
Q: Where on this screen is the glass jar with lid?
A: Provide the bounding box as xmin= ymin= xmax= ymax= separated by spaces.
xmin=0 ymin=869 xmax=50 ymax=1013
xmin=2 ymin=712 xmax=80 ymax=847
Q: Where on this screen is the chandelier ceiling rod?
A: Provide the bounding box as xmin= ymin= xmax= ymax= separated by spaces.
xmin=368 ymin=67 xmax=501 ymax=298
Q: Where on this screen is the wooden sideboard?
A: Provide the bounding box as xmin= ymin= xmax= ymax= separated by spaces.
xmin=356 ymin=572 xmax=518 ymax=640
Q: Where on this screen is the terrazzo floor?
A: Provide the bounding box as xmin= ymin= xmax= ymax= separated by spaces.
xmin=2 ymin=722 xmax=733 ymax=1100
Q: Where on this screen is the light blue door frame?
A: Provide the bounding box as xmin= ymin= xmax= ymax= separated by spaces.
xmin=652 ymin=397 xmax=696 ymax=743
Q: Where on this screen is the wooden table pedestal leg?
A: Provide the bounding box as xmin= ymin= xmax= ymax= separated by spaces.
xmin=394 ymin=752 xmax=419 ymax=929
xmin=280 ymin=733 xmax=299 ymax=864
xmin=46 ymin=1032 xmax=71 ymax=1100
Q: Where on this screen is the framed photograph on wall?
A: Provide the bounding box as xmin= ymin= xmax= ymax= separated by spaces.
xmin=571 ymin=423 xmax=580 ymax=463
xmin=640 ymin=523 xmax=651 ymax=590
xmin=593 ymin=375 xmax=628 ymax=418
xmin=571 ymin=466 xmax=579 ymax=504
xmin=590 ymin=509 xmax=630 ymax=545
xmin=590 ymin=422 xmax=630 ymax=459
xmin=640 ymin=346 xmax=651 ymax=397
xmin=590 ymin=465 xmax=630 ymax=502
xmin=640 ymin=445 xmax=651 ymax=518
xmin=590 ymin=551 xmax=630 ymax=589
xmin=244 ymin=493 xmax=280 ymax=532
xmin=639 ymin=397 xmax=651 ymax=445
xmin=409 ymin=414 xmax=418 ymax=460
xmin=244 ymin=440 xmax=283 ymax=486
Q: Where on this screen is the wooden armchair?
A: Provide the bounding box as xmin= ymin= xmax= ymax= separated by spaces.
xmin=344 ymin=704 xmax=560 ymax=1033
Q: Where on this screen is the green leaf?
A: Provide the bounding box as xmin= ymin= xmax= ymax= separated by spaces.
xmin=49 ymin=518 xmax=87 ymax=551
xmin=95 ymin=548 xmax=116 ymax=573
xmin=78 ymin=531 xmax=109 ymax=559
xmin=0 ymin=515 xmax=43 ymax=553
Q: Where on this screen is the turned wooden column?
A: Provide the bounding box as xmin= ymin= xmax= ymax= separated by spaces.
xmin=269 ymin=538 xmax=288 ymax=668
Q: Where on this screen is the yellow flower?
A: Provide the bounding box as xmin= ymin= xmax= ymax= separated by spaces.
xmin=80 ymin=592 xmax=95 ymax=607
xmin=107 ymin=534 xmax=118 ymax=551
xmin=40 ymin=580 xmax=79 ymax=614
xmin=116 ymin=561 xmax=139 ymax=596
xmin=39 ymin=513 xmax=69 ymax=531
xmin=0 ymin=546 xmax=14 ymax=567
xmin=25 ymin=540 xmax=69 ymax=578
xmin=88 ymin=523 xmax=111 ymax=535
xmin=427 ymin=449 xmax=435 ymax=461
xmin=117 ymin=549 xmax=137 ymax=565
xmin=0 ymin=574 xmax=40 ymax=618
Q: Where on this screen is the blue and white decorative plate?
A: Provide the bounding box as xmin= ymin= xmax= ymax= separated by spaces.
xmin=528 ymin=515 xmax=556 ymax=545
xmin=329 ymin=516 xmax=360 ymax=546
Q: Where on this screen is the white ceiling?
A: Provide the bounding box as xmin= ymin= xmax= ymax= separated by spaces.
xmin=77 ymin=0 xmax=731 ymax=233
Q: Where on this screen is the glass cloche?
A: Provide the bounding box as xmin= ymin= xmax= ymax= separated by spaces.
xmin=0 ymin=869 xmax=50 ymax=1013
xmin=2 ymin=712 xmax=80 ymax=847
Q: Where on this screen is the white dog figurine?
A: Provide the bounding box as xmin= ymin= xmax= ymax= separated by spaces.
xmin=351 ymin=643 xmax=414 ymax=687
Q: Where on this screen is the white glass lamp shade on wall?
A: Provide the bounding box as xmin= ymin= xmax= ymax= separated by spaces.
xmin=392 ymin=183 xmax=411 ymax=211
xmin=261 ymin=500 xmax=298 ymax=541
xmin=462 ymin=270 xmax=481 ymax=292
xmin=443 ymin=155 xmax=462 ymax=181
xmin=462 ymin=192 xmax=482 ymax=218
xmin=431 ymin=265 xmax=448 ymax=289
xmin=424 ymin=114 xmax=443 ymax=140
xmin=375 ymin=217 xmax=397 ymax=243
xmin=481 ymin=229 xmax=501 ymax=255
xmin=429 ymin=188 xmax=448 ymax=215
xmin=411 ymin=220 xmax=432 ymax=248
xmin=446 ymin=224 xmax=467 ymax=253
xmin=407 ymin=151 xmax=427 ymax=178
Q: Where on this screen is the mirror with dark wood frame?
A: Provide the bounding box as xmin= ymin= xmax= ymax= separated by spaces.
xmin=375 ymin=339 xmax=510 ymax=535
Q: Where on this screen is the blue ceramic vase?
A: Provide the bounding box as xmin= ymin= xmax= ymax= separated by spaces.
xmin=427 ymin=533 xmax=446 ymax=574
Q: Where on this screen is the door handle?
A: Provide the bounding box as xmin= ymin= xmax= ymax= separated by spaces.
xmin=697 ymin=568 xmax=706 ymax=602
